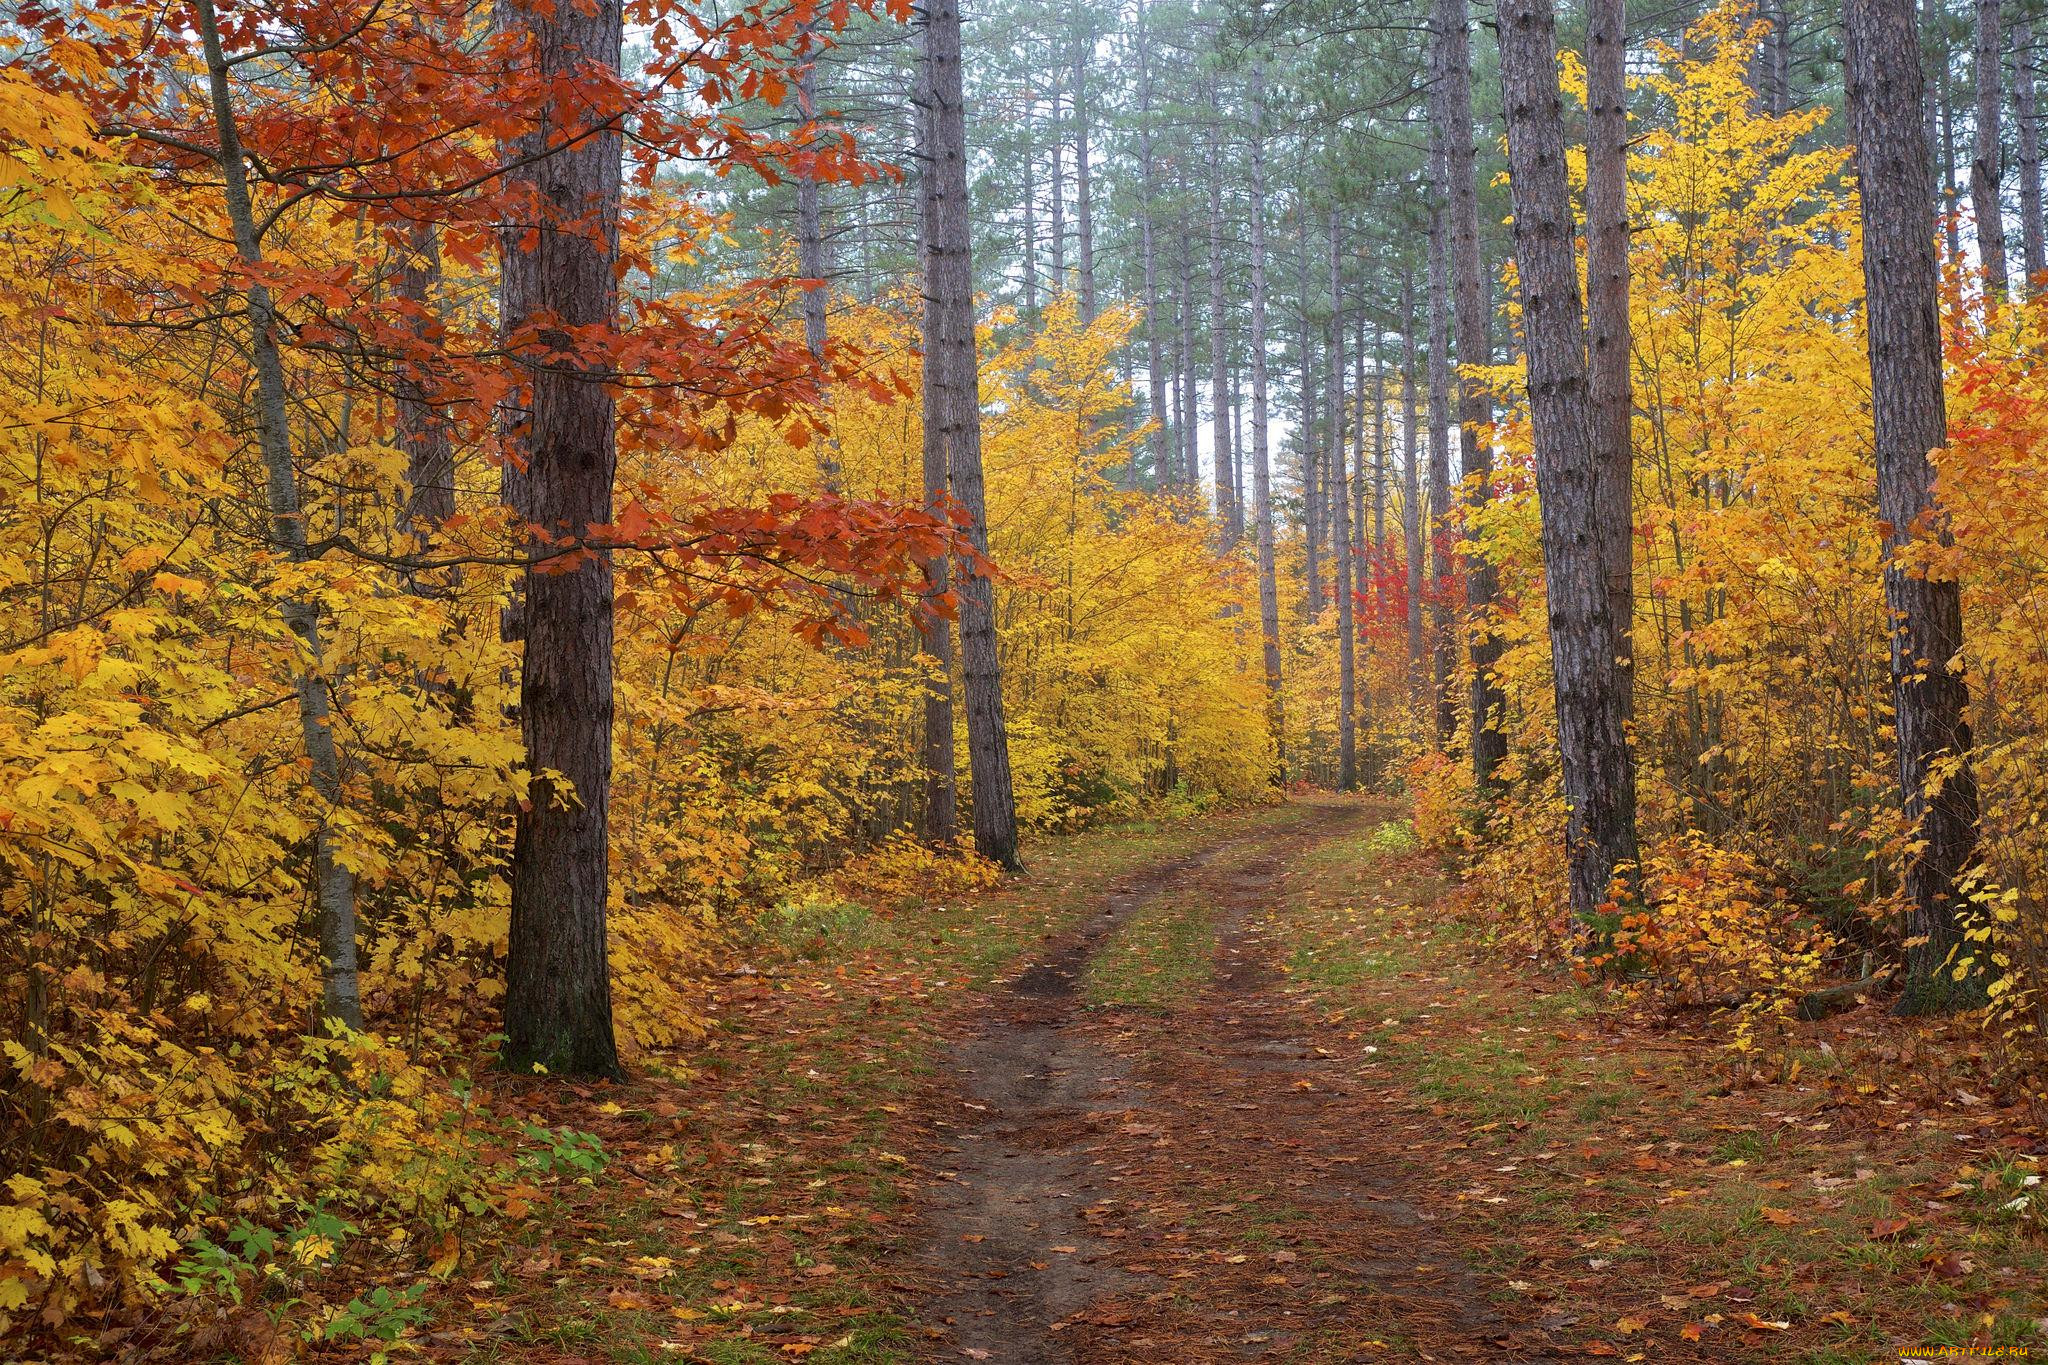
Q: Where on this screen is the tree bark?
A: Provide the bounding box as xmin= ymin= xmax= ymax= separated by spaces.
xmin=1179 ymin=235 xmax=1200 ymax=487
xmin=1021 ymin=93 xmax=1038 ymax=316
xmin=395 ymin=222 xmax=455 ymax=538
xmin=1973 ymin=0 xmax=2009 ymax=303
xmin=1249 ymin=61 xmax=1286 ymax=777
xmin=1209 ymin=102 xmax=1235 ymax=540
xmin=1497 ymin=0 xmax=1641 ymax=925
xmin=1048 ymin=65 xmax=1066 ymax=295
xmin=921 ymin=0 xmax=1022 ymax=870
xmin=1302 ymin=283 xmax=1324 ymax=618
xmin=2016 ymin=18 xmax=2046 ymax=290
xmin=1401 ymin=268 xmax=1426 ymax=707
xmin=915 ymin=82 xmax=959 ymax=844
xmin=194 ymin=0 xmax=362 ymax=1034
xmin=496 ymin=0 xmax=625 ymax=1077
xmin=1073 ymin=31 xmax=1096 ymax=323
xmin=1587 ymin=0 xmax=1635 ymax=719
xmin=1136 ymin=2 xmax=1170 ymax=485
xmin=1844 ymin=0 xmax=1983 ymax=1011
xmin=1435 ymin=0 xmax=1508 ymax=788
xmin=1426 ymin=145 xmax=1457 ymax=745
xmin=1329 ymin=212 xmax=1358 ymax=791
xmin=795 ymin=21 xmax=840 ymax=488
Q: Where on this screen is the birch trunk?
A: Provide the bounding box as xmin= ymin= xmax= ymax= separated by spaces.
xmin=194 ymin=0 xmax=362 ymax=1034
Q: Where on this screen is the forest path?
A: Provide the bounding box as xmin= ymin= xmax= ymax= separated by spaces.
xmin=914 ymin=798 xmax=1559 ymax=1364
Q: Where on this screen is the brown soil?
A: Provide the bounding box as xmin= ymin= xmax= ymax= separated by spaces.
xmin=914 ymin=800 xmax=1564 ymax=1364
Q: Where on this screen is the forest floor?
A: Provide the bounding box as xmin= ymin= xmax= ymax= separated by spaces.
xmin=424 ymin=797 xmax=2048 ymax=1365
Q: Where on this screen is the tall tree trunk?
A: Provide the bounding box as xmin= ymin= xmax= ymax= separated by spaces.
xmin=1587 ymin=0 xmax=1635 ymax=720
xmin=1048 ymin=68 xmax=1066 ymax=295
xmin=1353 ymin=308 xmax=1369 ymax=571
xmin=1845 ymin=0 xmax=1983 ymax=1011
xmin=1302 ymin=292 xmax=1324 ymax=618
xmin=1329 ymin=212 xmax=1358 ymax=791
xmin=1021 ymin=95 xmax=1039 ymax=316
xmin=1249 ymin=61 xmax=1286 ymax=777
xmin=1498 ymin=0 xmax=1641 ymax=926
xmin=795 ymin=22 xmax=841 ymax=488
xmin=1435 ymin=0 xmax=1508 ymax=788
xmin=921 ymin=0 xmax=1022 ymax=870
xmin=496 ymin=0 xmax=626 ymax=1077
xmin=915 ymin=89 xmax=959 ymax=844
xmin=396 ymin=223 xmax=455 ymax=538
xmin=1974 ymin=0 xmax=2010 ymax=302
xmin=1401 ymin=269 xmax=1425 ymax=707
xmin=1209 ymin=103 xmax=1235 ymax=540
xmin=1945 ymin=47 xmax=1965 ymax=261
xmin=1073 ymin=33 xmax=1096 ymax=323
xmin=1231 ymin=357 xmax=1247 ymax=540
xmin=1179 ymin=237 xmax=1200 ymax=487
xmin=1137 ymin=3 xmax=1170 ymax=485
xmin=1426 ymin=150 xmax=1457 ymax=745
xmin=194 ymin=0 xmax=362 ymax=1034
xmin=2016 ymin=17 xmax=2046 ymax=290
xmin=1372 ymin=326 xmax=1387 ymax=558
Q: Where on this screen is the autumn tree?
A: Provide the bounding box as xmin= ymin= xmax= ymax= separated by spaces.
xmin=1496 ymin=0 xmax=1639 ymax=925
xmin=1845 ymin=0 xmax=1983 ymax=1010
xmin=920 ymin=0 xmax=1023 ymax=869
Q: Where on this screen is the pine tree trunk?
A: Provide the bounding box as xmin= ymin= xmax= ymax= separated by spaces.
xmin=1973 ymin=0 xmax=2009 ymax=302
xmin=1435 ymin=0 xmax=1508 ymax=787
xmin=1302 ymin=298 xmax=1323 ymax=618
xmin=2016 ymin=18 xmax=2046 ymax=290
xmin=1329 ymin=211 xmax=1358 ymax=791
xmin=496 ymin=0 xmax=625 ymax=1077
xmin=1249 ymin=61 xmax=1286 ymax=777
xmin=1372 ymin=329 xmax=1387 ymax=558
xmin=1137 ymin=3 xmax=1170 ymax=485
xmin=1426 ymin=148 xmax=1457 ymax=745
xmin=1587 ymin=0 xmax=1635 ymax=719
xmin=1021 ymin=95 xmax=1039 ymax=316
xmin=1179 ymin=240 xmax=1199 ymax=487
xmin=1073 ymin=36 xmax=1096 ymax=323
xmin=1845 ymin=0 xmax=1983 ymax=1011
xmin=921 ymin=0 xmax=1021 ymax=870
xmin=1048 ymin=68 xmax=1066 ymax=294
xmin=1209 ymin=104 xmax=1235 ymax=540
xmin=795 ymin=23 xmax=840 ymax=488
xmin=195 ymin=0 xmax=362 ymax=1034
xmin=1231 ymin=358 xmax=1247 ymax=539
xmin=915 ymin=92 xmax=959 ymax=844
xmin=1498 ymin=0 xmax=1641 ymax=926
xmin=1401 ymin=271 xmax=1425 ymax=707
xmin=1353 ymin=310 xmax=1369 ymax=571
